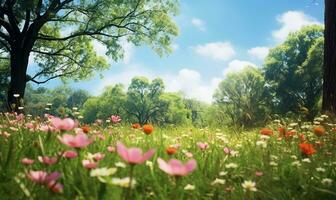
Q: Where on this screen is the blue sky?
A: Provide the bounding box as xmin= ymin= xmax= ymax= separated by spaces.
xmin=29 ymin=0 xmax=324 ymax=103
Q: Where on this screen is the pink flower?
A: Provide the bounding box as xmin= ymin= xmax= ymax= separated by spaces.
xmin=116 ymin=142 xmax=155 ymax=164
xmin=58 ymin=133 xmax=93 ymax=148
xmin=107 ymin=146 xmax=116 ymax=152
xmin=27 ymin=171 xmax=60 ymax=184
xmin=82 ymin=160 xmax=98 ymax=169
xmin=39 ymin=125 xmax=53 ymax=132
xmin=47 ymin=181 xmax=64 ymax=193
xmin=62 ymin=151 xmax=78 ymax=159
xmin=255 ymin=171 xmax=263 ymax=177
xmin=51 ymin=117 xmax=77 ymax=131
xmin=157 ymin=158 xmax=197 ymax=177
xmin=223 ymin=147 xmax=231 ymax=154
xmin=21 ymin=158 xmax=35 ymax=165
xmin=184 ymin=152 xmax=193 ymax=158
xmin=111 ymin=115 xmax=121 ymax=123
xmin=197 ymin=142 xmax=209 ymax=151
xmin=25 ymin=123 xmax=34 ymax=130
xmin=93 ymin=152 xmax=105 ymax=161
xmin=38 ymin=156 xmax=58 ymax=165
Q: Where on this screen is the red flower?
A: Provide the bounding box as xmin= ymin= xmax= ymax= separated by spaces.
xmin=285 ymin=130 xmax=296 ymax=138
xmin=166 ymin=147 xmax=177 ymax=155
xmin=299 ymin=143 xmax=316 ymax=155
xmin=260 ymin=128 xmax=273 ymax=136
xmin=132 ymin=123 xmax=141 ymax=129
xmin=143 ymin=124 xmax=154 ymax=135
xmin=313 ymin=126 xmax=326 ymax=136
xmin=81 ymin=125 xmax=91 ymax=133
xmin=278 ymin=127 xmax=286 ymax=136
xmin=299 ymin=134 xmax=305 ymax=142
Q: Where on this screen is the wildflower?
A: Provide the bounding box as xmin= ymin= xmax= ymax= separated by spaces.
xmin=260 ymin=135 xmax=270 ymax=140
xmin=219 ymin=171 xmax=228 ymax=176
xmin=260 ymin=128 xmax=273 ymax=136
xmin=285 ymin=130 xmax=296 ymax=138
xmin=81 ymin=125 xmax=90 ymax=133
xmin=184 ymin=184 xmax=195 ymax=190
xmin=82 ymin=160 xmax=98 ymax=169
xmin=27 ymin=171 xmax=60 ymax=184
xmin=111 ymin=177 xmax=136 ymax=188
xmin=278 ymin=127 xmax=285 ymax=136
xmin=107 ymin=146 xmax=116 ymax=153
xmin=211 ymin=178 xmax=226 ymax=185
xmin=58 ymin=133 xmax=93 ymax=148
xmin=225 ymin=163 xmax=238 ymax=169
xmin=146 ymin=161 xmax=154 ymax=171
xmin=291 ymin=161 xmax=301 ymax=167
xmin=314 ymin=126 xmax=326 ymax=136
xmin=291 ymin=155 xmax=298 ymax=160
xmin=38 ymin=156 xmax=58 ymax=165
xmin=289 ymin=123 xmax=298 ymax=127
xmin=299 ymin=143 xmax=316 ymax=155
xmin=166 ymin=147 xmax=177 ymax=155
xmin=321 ymin=178 xmax=333 ymax=186
xmin=197 ymin=142 xmax=209 ymax=150
xmin=90 ymin=167 xmax=117 ymax=177
xmin=302 ymin=158 xmax=311 ymax=163
xmin=62 ymin=151 xmax=78 ymax=159
xmin=51 ymin=117 xmax=77 ymax=131
xmin=269 ymin=161 xmax=278 ymax=167
xmin=21 ymin=158 xmax=34 ymax=165
xmin=256 ymin=140 xmax=267 ymax=148
xmin=111 ymin=115 xmax=121 ymax=123
xmin=116 ymin=142 xmax=155 ymax=165
xmin=115 ymin=162 xmax=126 ymax=168
xmin=132 ymin=123 xmax=141 ymax=129
xmin=316 ymin=167 xmax=326 ymax=172
xmin=143 ymin=124 xmax=154 ymax=135
xmin=47 ymin=181 xmax=63 ymax=193
xmin=255 ymin=171 xmax=263 ymax=177
xmin=157 ymin=158 xmax=197 ymax=177
xmin=92 ymin=152 xmax=105 ymax=161
xmin=13 ymin=94 xmax=20 ymax=98
xmin=242 ymin=180 xmax=257 ymax=192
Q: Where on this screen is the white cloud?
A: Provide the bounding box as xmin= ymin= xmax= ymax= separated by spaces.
xmin=223 ymin=60 xmax=256 ymax=76
xmin=247 ymin=46 xmax=269 ymax=60
xmin=191 ymin=17 xmax=206 ymax=32
xmin=194 ymin=42 xmax=236 ymax=61
xmin=96 ymin=65 xmax=219 ymax=103
xmin=272 ymin=10 xmax=321 ymax=42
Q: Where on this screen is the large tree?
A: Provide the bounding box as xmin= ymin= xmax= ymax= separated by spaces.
xmin=264 ymin=25 xmax=323 ymax=118
xmin=322 ymin=0 xmax=336 ymax=115
xmin=0 ymin=0 xmax=178 ymax=111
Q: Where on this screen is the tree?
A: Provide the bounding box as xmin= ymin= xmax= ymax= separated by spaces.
xmin=322 ymin=0 xmax=336 ymax=115
xmin=0 ymin=0 xmax=178 ymax=111
xmin=124 ymin=77 xmax=167 ymax=125
xmin=264 ymin=25 xmax=324 ymax=118
xmin=159 ymin=92 xmax=190 ymax=125
xmin=66 ymin=89 xmax=90 ymax=110
xmin=0 ymin=60 xmax=9 ymax=110
xmin=214 ymin=66 xmax=268 ymax=127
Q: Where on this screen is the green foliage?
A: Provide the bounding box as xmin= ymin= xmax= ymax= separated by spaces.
xmin=184 ymin=98 xmax=209 ymax=127
xmin=214 ymin=67 xmax=269 ymax=127
xmin=264 ymin=25 xmax=324 ymax=118
xmin=124 ymin=77 xmax=167 ymax=124
xmin=0 ymin=60 xmax=9 ymax=110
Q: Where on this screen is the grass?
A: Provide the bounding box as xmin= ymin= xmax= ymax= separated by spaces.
xmin=0 ymin=112 xmax=335 ymax=200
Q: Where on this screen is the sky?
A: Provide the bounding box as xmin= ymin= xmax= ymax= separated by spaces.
xmin=29 ymin=0 xmax=325 ymax=103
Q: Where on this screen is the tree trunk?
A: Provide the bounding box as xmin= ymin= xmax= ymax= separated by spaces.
xmin=7 ymin=45 xmax=30 ymax=112
xmin=322 ymin=0 xmax=336 ymax=115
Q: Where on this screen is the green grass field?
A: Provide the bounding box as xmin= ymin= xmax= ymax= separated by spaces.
xmin=0 ymin=113 xmax=335 ymax=200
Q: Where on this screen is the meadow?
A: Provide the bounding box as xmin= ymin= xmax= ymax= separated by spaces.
xmin=0 ymin=112 xmax=335 ymax=200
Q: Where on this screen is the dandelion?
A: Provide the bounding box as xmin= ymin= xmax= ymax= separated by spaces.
xmin=242 ymin=180 xmax=257 ymax=192
xmin=184 ymin=184 xmax=195 ymax=190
